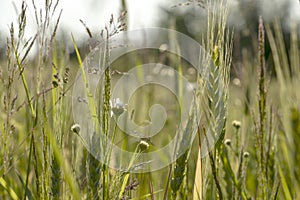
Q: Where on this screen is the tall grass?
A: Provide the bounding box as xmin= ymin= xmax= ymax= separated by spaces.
xmin=0 ymin=0 xmax=300 ymax=199
xmin=193 ymin=0 xmax=232 ymax=199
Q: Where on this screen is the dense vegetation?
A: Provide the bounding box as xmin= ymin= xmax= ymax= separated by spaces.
xmin=0 ymin=0 xmax=300 ymax=199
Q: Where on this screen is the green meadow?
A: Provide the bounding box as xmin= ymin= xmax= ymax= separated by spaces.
xmin=0 ymin=0 xmax=300 ymax=199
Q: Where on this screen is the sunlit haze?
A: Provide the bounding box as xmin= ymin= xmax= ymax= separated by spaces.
xmin=0 ymin=0 xmax=167 ymax=38
xmin=0 ymin=0 xmax=299 ymax=45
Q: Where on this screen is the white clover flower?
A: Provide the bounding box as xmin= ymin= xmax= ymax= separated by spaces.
xmin=110 ymin=98 xmax=126 ymax=117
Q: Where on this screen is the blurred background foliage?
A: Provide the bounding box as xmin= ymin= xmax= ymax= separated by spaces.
xmin=0 ymin=0 xmax=299 ymax=77
xmin=0 ymin=0 xmax=300 ymax=199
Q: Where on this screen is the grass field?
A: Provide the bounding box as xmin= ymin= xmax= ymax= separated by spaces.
xmin=0 ymin=0 xmax=300 ymax=199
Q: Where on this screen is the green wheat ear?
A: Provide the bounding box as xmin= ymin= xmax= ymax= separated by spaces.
xmin=171 ymin=108 xmax=195 ymax=199
xmin=194 ymin=0 xmax=233 ymax=199
xmin=212 ymin=45 xmax=220 ymax=67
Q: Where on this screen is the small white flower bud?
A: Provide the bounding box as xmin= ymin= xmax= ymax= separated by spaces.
xmin=243 ymin=151 xmax=250 ymax=158
xmin=71 ymin=124 xmax=81 ymax=135
xmin=110 ymin=98 xmax=126 ymax=117
xmin=224 ymin=139 xmax=231 ymax=146
xmin=232 ymin=120 xmax=241 ymax=129
xmin=138 ymin=140 xmax=150 ymax=152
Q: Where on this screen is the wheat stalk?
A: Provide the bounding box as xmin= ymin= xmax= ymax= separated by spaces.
xmin=194 ymin=0 xmax=232 ymax=199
